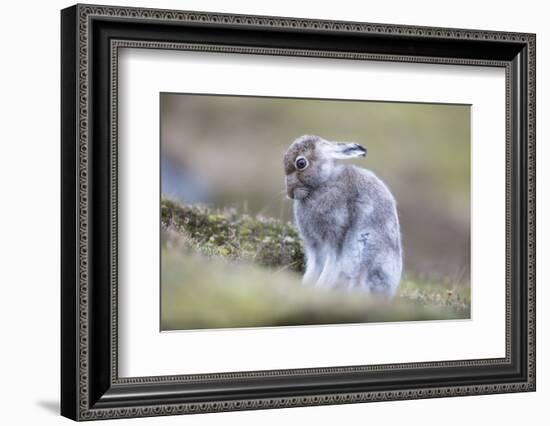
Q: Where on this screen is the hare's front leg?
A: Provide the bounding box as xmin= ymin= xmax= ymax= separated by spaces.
xmin=302 ymin=244 xmax=323 ymax=285
xmin=315 ymin=247 xmax=340 ymax=289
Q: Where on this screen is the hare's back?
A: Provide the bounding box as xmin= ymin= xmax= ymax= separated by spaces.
xmin=348 ymin=167 xmax=398 ymax=210
xmin=350 ymin=166 xmax=400 ymax=244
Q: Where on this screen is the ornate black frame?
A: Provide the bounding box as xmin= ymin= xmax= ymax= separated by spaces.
xmin=61 ymin=3 xmax=536 ymax=421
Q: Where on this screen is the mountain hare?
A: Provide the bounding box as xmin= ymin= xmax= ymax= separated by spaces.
xmin=284 ymin=135 xmax=402 ymax=297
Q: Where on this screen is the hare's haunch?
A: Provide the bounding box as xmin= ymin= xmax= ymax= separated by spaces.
xmin=284 ymin=135 xmax=402 ymax=297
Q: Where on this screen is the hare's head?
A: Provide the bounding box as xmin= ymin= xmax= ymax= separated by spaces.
xmin=283 ymin=135 xmax=367 ymax=200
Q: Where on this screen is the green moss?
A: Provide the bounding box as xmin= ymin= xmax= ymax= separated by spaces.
xmin=161 ymin=197 xmax=305 ymax=272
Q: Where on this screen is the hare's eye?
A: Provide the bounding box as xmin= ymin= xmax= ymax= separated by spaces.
xmin=295 ymin=156 xmax=308 ymax=170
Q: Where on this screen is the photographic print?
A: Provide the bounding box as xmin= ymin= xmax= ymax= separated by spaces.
xmin=160 ymin=93 xmax=471 ymax=331
xmin=61 ymin=6 xmax=535 ymax=418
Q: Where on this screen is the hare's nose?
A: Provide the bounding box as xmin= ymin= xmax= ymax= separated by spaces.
xmin=286 ymin=184 xmax=295 ymax=199
xmin=285 ymin=175 xmax=299 ymax=199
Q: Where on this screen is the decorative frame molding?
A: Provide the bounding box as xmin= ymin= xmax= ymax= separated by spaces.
xmin=61 ymin=3 xmax=535 ymax=421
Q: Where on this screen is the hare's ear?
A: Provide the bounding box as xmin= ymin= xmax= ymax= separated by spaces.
xmin=322 ymin=141 xmax=367 ymax=160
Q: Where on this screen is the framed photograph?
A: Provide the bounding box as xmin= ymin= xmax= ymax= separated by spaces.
xmin=61 ymin=4 xmax=536 ymax=421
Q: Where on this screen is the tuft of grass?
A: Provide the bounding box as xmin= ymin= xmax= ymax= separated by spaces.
xmin=160 ymin=197 xmax=470 ymax=330
xmin=396 ymin=278 xmax=470 ymax=316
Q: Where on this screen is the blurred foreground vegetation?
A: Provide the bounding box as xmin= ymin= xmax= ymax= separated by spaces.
xmin=161 ymin=198 xmax=470 ymax=331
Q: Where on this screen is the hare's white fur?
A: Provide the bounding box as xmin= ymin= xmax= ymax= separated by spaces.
xmin=284 ymin=135 xmax=402 ymax=297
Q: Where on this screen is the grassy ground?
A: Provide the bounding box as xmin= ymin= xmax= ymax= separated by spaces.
xmin=161 ymin=198 xmax=470 ymax=331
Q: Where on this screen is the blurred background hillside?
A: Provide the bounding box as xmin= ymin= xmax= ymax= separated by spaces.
xmin=161 ymin=93 xmax=470 ymax=283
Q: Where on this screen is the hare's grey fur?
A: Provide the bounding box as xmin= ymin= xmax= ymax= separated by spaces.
xmin=284 ymin=135 xmax=402 ymax=297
